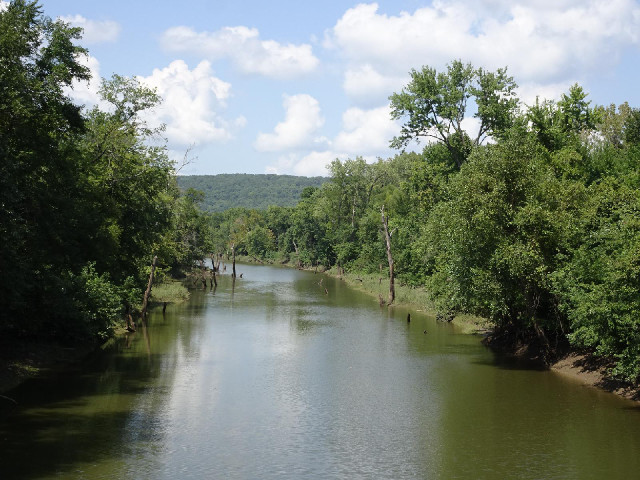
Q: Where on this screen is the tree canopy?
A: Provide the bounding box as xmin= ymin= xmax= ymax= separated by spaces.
xmin=389 ymin=60 xmax=519 ymax=168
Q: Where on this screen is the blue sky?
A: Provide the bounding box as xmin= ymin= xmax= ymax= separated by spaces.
xmin=26 ymin=1 xmax=640 ymax=175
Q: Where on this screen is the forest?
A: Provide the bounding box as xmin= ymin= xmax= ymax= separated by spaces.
xmin=2 ymin=0 xmax=640 ymax=385
xmin=176 ymin=174 xmax=326 ymax=212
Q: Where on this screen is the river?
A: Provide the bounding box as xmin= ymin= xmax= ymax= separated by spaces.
xmin=1 ymin=264 xmax=639 ymax=479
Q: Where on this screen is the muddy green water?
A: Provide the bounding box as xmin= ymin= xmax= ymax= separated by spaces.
xmin=1 ymin=264 xmax=640 ymax=479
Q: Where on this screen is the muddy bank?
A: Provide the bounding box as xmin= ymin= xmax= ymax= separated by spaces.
xmin=551 ymin=353 xmax=640 ymax=402
xmin=483 ymin=331 xmax=640 ymax=402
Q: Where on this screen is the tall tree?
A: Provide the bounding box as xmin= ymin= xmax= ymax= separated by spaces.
xmin=0 ymin=0 xmax=90 ymax=333
xmin=389 ymin=60 xmax=518 ymax=168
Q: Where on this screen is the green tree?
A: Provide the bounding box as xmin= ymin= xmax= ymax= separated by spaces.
xmin=79 ymin=75 xmax=177 ymax=283
xmin=425 ymin=129 xmax=585 ymax=350
xmin=527 ymin=84 xmax=597 ymax=152
xmin=389 ymin=60 xmax=518 ymax=168
xmin=552 ymin=159 xmax=640 ymax=382
xmin=0 ymin=0 xmax=90 ymax=334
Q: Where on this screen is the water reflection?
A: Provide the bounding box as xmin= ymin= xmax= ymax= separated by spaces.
xmin=1 ymin=264 xmax=640 ymax=479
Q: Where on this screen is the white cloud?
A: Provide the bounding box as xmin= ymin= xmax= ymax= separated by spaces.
xmin=266 ymin=150 xmax=347 ymax=176
xmin=326 ymin=0 xmax=640 ymax=100
xmin=333 ymin=105 xmax=399 ymax=155
xmin=139 ymin=60 xmax=235 ymax=146
xmin=516 ymin=81 xmax=574 ymax=106
xmin=161 ymin=25 xmax=319 ymax=79
xmin=265 ymin=105 xmax=401 ymax=175
xmin=0 ymin=1 xmax=8 ymax=12
xmin=343 ymin=65 xmax=407 ymax=107
xmin=59 ymin=14 xmax=120 ymax=44
xmin=292 ymin=151 xmax=341 ymax=176
xmin=65 ymin=54 xmax=103 ymax=107
xmin=254 ymin=94 xmax=327 ymax=152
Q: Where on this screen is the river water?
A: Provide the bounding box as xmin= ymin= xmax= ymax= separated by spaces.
xmin=1 ymin=264 xmax=639 ymax=479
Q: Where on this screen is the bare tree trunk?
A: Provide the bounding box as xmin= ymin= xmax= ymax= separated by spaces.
xmin=140 ymin=255 xmax=157 ymax=317
xmin=292 ymin=240 xmax=301 ymax=268
xmin=200 ymin=259 xmax=207 ymax=287
xmin=125 ymin=305 xmax=136 ymax=332
xmin=231 ymin=243 xmax=236 ymax=278
xmin=381 ymin=206 xmax=395 ymax=305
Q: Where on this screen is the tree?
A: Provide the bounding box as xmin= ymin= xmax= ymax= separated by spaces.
xmin=79 ymin=75 xmax=177 ymax=284
xmin=389 ymin=60 xmax=518 ymax=168
xmin=424 ymin=129 xmax=585 ymax=352
xmin=0 ymin=0 xmax=90 ymax=334
xmin=381 ymin=205 xmax=395 ymax=305
xmin=527 ymin=84 xmax=597 ymax=152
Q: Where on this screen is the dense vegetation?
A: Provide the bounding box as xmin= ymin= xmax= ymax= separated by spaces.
xmin=3 ymin=1 xmax=639 ymax=387
xmin=0 ymin=1 xmax=212 ymax=342
xmin=209 ymin=64 xmax=640 ymax=384
xmin=177 ymin=174 xmax=326 ymax=212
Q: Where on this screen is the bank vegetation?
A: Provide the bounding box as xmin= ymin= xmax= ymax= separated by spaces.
xmin=2 ymin=1 xmax=640 ymax=392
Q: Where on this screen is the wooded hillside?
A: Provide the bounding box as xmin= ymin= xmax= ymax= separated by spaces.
xmin=177 ymin=174 xmax=327 ymax=212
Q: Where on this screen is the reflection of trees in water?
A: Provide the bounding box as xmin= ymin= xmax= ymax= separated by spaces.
xmin=0 ymin=290 xmax=213 ymax=479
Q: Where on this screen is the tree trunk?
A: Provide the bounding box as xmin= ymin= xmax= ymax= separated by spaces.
xmin=140 ymin=255 xmax=157 ymax=317
xmin=292 ymin=240 xmax=301 ymax=268
xmin=381 ymin=206 xmax=395 ymax=305
xmin=231 ymin=243 xmax=236 ymax=278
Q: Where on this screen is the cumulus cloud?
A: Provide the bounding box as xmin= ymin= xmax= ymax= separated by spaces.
xmin=65 ymin=54 xmax=103 ymax=107
xmin=267 ymin=151 xmax=345 ymax=177
xmin=0 ymin=1 xmax=8 ymax=12
xmin=254 ymin=94 xmax=327 ymax=152
xmin=59 ymin=14 xmax=121 ymax=44
xmin=343 ymin=65 xmax=407 ymax=107
xmin=326 ymin=0 xmax=640 ymax=102
xmin=139 ymin=60 xmax=236 ymax=146
xmin=333 ymin=105 xmax=399 ymax=155
xmin=292 ymin=151 xmax=341 ymax=176
xmin=265 ymin=104 xmax=401 ymax=175
xmin=161 ymin=25 xmax=319 ymax=79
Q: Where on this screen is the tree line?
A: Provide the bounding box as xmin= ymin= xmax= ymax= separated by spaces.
xmin=211 ymin=62 xmax=640 ymax=384
xmin=177 ymin=174 xmax=326 ymax=212
xmin=1 ymin=1 xmax=212 ymax=341
xmin=3 ymin=1 xmax=639 ymax=385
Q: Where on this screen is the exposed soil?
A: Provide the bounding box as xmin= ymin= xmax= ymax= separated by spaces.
xmin=551 ymin=352 xmax=640 ymax=402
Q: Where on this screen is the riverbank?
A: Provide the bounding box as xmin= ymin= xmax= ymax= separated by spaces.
xmin=302 ymin=263 xmax=640 ymax=402
xmin=0 ymin=337 xmax=106 ymax=395
xmin=552 ymin=353 xmax=640 ymax=401
xmin=315 ymin=266 xmax=490 ymax=334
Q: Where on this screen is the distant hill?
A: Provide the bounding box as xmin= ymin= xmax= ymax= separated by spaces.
xmin=177 ymin=174 xmax=327 ymax=212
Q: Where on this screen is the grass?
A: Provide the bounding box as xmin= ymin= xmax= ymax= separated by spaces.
xmin=150 ymin=280 xmax=190 ymax=304
xmin=325 ymin=267 xmax=488 ymax=334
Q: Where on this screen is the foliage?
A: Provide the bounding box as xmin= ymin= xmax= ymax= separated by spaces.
xmin=150 ymin=281 xmax=190 ymax=304
xmin=389 ymin=60 xmax=519 ymax=167
xmin=3 ymin=9 xmax=640 ymax=388
xmin=553 ymin=173 xmax=640 ymax=382
xmin=0 ymin=1 xmax=209 ymax=343
xmin=176 ymin=174 xmax=327 ymax=212
xmin=65 ymin=263 xmax=123 ymax=340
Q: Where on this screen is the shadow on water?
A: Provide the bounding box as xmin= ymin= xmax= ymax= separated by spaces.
xmin=471 ymin=352 xmax=549 ymax=372
xmin=0 ymin=300 xmax=195 ymax=480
